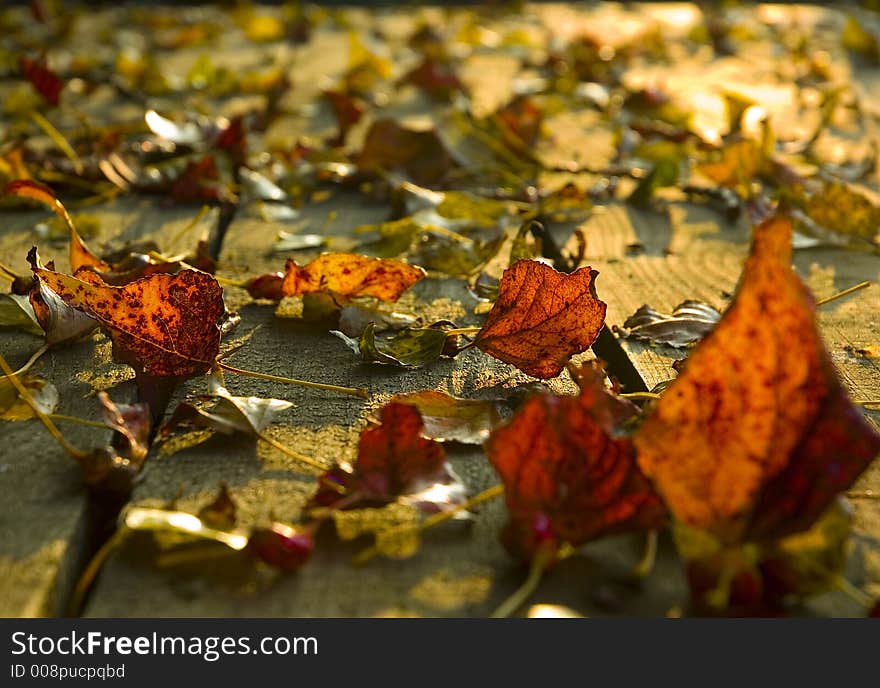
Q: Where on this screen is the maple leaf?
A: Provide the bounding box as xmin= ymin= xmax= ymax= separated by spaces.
xmin=486 ymin=362 xmax=667 ymax=559
xmin=634 ymin=214 xmax=880 ymax=545
xmin=474 ymin=260 xmax=607 ymax=379
xmin=31 ymin=264 xmax=224 ymax=377
xmin=281 ymin=253 xmax=425 ymax=302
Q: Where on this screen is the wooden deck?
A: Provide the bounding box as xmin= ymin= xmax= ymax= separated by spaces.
xmin=1 ymin=3 xmax=878 ymax=617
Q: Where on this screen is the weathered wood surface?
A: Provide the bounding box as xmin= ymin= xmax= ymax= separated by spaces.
xmin=1 ymin=3 xmax=879 ymax=617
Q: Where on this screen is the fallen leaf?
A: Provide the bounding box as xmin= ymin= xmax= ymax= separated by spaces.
xmin=0 ymin=371 xmax=59 ymax=420
xmin=32 ymin=265 xmax=224 ymax=377
xmin=475 ymin=260 xmax=607 ymax=378
xmin=333 ymin=321 xmax=447 ymax=368
xmin=390 ymin=390 xmax=502 ymax=444
xmin=26 ymin=248 xmax=100 ymax=345
xmin=19 ymin=56 xmax=63 ymax=106
xmin=486 ymin=362 xmax=667 ymax=559
xmin=6 ymin=180 xmax=108 ymax=272
xmin=0 ymin=293 xmax=43 ymax=335
xmin=162 ymin=378 xmax=293 ymax=437
xmin=282 ymin=253 xmax=425 ymax=302
xmin=634 ymin=214 xmax=880 ymax=544
xmin=310 ymin=403 xmax=459 ymax=510
xmin=357 ymin=119 xmax=456 ymax=187
xmin=614 ymin=300 xmax=722 ymax=347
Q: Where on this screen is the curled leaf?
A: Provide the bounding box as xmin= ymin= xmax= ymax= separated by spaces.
xmin=333 ymin=321 xmax=447 ymax=368
xmin=27 ymin=248 xmax=100 ymax=345
xmin=0 ymin=371 xmax=59 ymax=420
xmin=390 ymin=390 xmax=502 ymax=444
xmin=614 ymin=300 xmax=721 ymax=348
xmin=163 ymin=379 xmax=293 ymax=437
xmin=0 ymin=293 xmax=43 ymax=335
xmin=475 ymin=260 xmax=607 ymax=379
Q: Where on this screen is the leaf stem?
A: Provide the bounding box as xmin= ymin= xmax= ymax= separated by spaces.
xmin=49 ymin=413 xmax=108 ymax=430
xmin=3 ymin=343 xmax=49 ymax=377
xmin=815 ymin=281 xmax=871 ymax=307
xmin=0 ymin=261 xmax=22 ymax=281
xmin=31 ymin=111 xmax=84 ymax=176
xmin=631 ymin=530 xmax=658 ymax=579
xmin=254 ymin=430 xmax=328 ymax=472
xmin=217 ymin=361 xmax=369 ymax=399
xmin=0 ymin=351 xmax=87 ymax=460
xmin=213 ymin=275 xmax=251 ymax=289
xmin=491 ymin=543 xmax=556 ymax=618
xmin=619 ymin=392 xmax=662 ymax=401
xmin=68 ymin=529 xmax=127 ymax=616
xmin=352 ymin=484 xmax=505 ymax=565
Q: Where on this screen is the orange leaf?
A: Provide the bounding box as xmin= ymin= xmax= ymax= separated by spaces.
xmin=6 ymin=180 xmax=108 ymax=272
xmin=475 ymin=260 xmax=607 ymax=378
xmin=634 ymin=215 xmax=880 ymax=543
xmin=486 ymin=362 xmax=667 ymax=559
xmin=32 ymin=266 xmax=224 ymax=377
xmin=281 ymin=253 xmax=425 ymax=302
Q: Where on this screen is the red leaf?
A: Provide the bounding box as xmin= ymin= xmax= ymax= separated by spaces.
xmin=475 ymin=260 xmax=607 ymax=378
xmin=19 ymin=56 xmax=63 ymax=106
xmin=486 ymin=362 xmax=667 ymax=559
xmin=354 ymin=402 xmax=447 ymax=499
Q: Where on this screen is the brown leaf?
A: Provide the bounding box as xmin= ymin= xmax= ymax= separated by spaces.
xmin=475 ymin=260 xmax=607 ymax=378
xmin=356 ymin=119 xmax=456 ymax=187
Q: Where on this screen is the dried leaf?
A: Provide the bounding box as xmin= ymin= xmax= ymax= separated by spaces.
xmin=32 ymin=265 xmax=224 ymax=377
xmin=163 ymin=379 xmax=293 ymax=437
xmin=19 ymin=56 xmax=63 ymax=106
xmin=96 ymin=391 xmax=150 ymax=466
xmin=6 ymin=180 xmax=108 ymax=273
xmin=486 ymin=362 xmax=667 ymax=559
xmin=0 ymin=293 xmax=43 ymax=335
xmin=475 ymin=260 xmax=607 ymax=379
xmin=390 ymin=390 xmax=502 ymax=444
xmin=282 ymin=253 xmax=424 ymax=302
xmin=634 ymin=214 xmax=880 ymax=544
xmin=615 ymin=300 xmax=721 ymax=348
xmin=0 ymin=371 xmax=59 ymax=420
xmin=333 ymin=321 xmax=447 ymax=368
xmin=357 ymin=119 xmax=456 ymax=187
xmin=27 ymin=248 xmax=100 ymax=345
